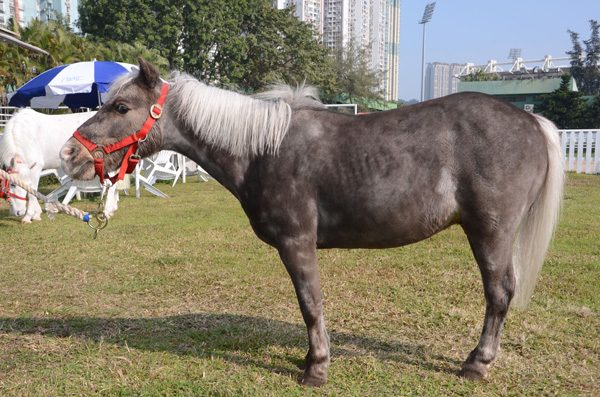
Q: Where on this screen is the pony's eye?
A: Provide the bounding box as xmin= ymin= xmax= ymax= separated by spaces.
xmin=115 ymin=104 xmax=130 ymax=114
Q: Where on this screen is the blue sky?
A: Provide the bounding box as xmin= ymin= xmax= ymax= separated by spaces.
xmin=398 ymin=1 xmax=600 ymax=101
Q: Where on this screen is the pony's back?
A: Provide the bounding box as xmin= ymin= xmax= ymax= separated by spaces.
xmin=0 ymin=109 xmax=39 ymax=166
xmin=0 ymin=109 xmax=96 ymax=168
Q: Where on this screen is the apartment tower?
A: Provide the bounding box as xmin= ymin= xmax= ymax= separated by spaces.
xmin=424 ymin=62 xmax=466 ymax=100
xmin=275 ymin=0 xmax=401 ymax=101
xmin=0 ymin=0 xmax=79 ymax=30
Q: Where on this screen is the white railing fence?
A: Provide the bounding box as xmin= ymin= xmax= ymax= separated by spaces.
xmin=559 ymin=129 xmax=599 ymax=174
xmin=0 ymin=106 xmax=19 ymax=131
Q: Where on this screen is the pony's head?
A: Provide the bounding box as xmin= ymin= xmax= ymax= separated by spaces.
xmin=60 ymin=58 xmax=165 ymax=181
xmin=3 ymin=155 xmax=30 ymax=217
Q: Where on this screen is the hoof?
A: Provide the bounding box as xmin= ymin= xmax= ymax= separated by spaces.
xmin=459 ymin=363 xmax=488 ymax=381
xmin=103 ymin=211 xmax=114 ymax=219
xmin=21 ymin=219 xmax=32 ymax=225
xmin=299 ymin=371 xmax=327 ymax=387
xmin=299 ymin=359 xmax=328 ymax=387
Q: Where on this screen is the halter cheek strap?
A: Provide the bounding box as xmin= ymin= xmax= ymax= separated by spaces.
xmin=72 ymin=82 xmax=169 ymax=185
xmin=0 ymin=164 xmax=28 ymax=202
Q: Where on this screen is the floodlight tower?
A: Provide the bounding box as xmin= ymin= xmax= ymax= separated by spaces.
xmin=508 ymin=48 xmax=522 ymax=60
xmin=508 ymin=48 xmax=523 ymax=73
xmin=419 ymin=2 xmax=436 ymax=102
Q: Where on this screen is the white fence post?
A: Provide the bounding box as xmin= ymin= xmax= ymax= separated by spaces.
xmin=558 ymin=129 xmax=599 ymax=174
xmin=0 ymin=106 xmax=19 ymax=131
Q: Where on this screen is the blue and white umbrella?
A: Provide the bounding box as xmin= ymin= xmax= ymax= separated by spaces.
xmin=8 ymin=61 xmax=138 ymax=109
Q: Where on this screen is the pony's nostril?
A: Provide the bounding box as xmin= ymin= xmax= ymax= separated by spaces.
xmin=61 ymin=145 xmax=76 ymax=160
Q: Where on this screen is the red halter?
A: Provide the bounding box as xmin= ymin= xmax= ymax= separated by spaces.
xmin=0 ymin=166 xmax=28 ymax=203
xmin=72 ymin=82 xmax=169 ymax=185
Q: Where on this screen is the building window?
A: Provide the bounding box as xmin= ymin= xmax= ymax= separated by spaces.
xmin=502 ymin=96 xmax=527 ymax=103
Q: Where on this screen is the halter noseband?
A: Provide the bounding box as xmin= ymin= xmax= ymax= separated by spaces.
xmin=0 ymin=164 xmax=27 ymax=203
xmin=72 ymin=82 xmax=169 ymax=185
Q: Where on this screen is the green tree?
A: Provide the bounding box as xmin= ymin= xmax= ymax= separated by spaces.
xmin=460 ymin=68 xmax=500 ymax=82
xmin=567 ymin=30 xmax=585 ymax=91
xmin=537 ymin=74 xmax=588 ymax=129
xmin=567 ymin=20 xmax=600 ymax=95
xmin=585 ymin=95 xmax=600 ymax=128
xmin=583 ymin=20 xmax=600 ymax=95
xmin=98 ymin=42 xmax=169 ymax=71
xmin=327 ymin=41 xmax=385 ymax=112
xmin=0 ymin=19 xmax=42 ymax=96
xmin=0 ymin=41 xmax=35 ymax=97
xmin=78 ymin=0 xmax=337 ymax=93
xmin=78 ymin=0 xmax=183 ymax=69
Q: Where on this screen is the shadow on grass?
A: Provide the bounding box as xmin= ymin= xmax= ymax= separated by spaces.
xmin=0 ymin=313 xmax=462 ymax=379
xmin=0 ymin=210 xmax=23 ymax=226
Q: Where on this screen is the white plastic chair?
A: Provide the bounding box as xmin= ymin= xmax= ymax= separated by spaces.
xmin=134 ymin=150 xmax=184 ymax=198
xmin=40 ymin=168 xmax=59 ymax=179
xmin=48 ymin=173 xmax=129 ymax=204
xmin=184 ymin=158 xmax=213 ymax=182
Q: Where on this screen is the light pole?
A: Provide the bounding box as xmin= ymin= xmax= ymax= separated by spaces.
xmin=419 ymin=2 xmax=436 ymax=102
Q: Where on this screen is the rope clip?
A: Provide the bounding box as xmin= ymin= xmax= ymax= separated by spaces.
xmin=84 ymin=201 xmax=108 ymax=239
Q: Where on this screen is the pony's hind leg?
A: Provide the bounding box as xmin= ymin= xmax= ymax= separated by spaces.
xmin=459 ymin=221 xmax=516 ymax=380
xmin=277 ymin=236 xmax=330 ymax=387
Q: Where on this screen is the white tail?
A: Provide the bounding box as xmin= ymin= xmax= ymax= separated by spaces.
xmin=512 ymin=114 xmax=565 ymax=309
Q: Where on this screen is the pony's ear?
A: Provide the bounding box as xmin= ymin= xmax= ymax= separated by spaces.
xmin=137 ymin=57 xmax=161 ymax=90
xmin=10 ymin=155 xmax=22 ymax=167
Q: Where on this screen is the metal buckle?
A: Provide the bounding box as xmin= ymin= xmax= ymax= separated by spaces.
xmin=150 ymin=103 xmax=163 ymax=119
xmin=87 ymin=201 xmax=108 ymax=239
xmin=91 ymin=147 xmax=105 ymax=159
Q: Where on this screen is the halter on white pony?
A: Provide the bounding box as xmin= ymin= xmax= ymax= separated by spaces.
xmin=0 ymin=109 xmax=121 ymax=224
xmin=0 ymin=167 xmax=109 ymax=237
xmin=0 ymin=164 xmax=27 ymax=203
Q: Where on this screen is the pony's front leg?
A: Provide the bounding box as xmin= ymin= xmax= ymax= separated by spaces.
xmin=23 ymin=195 xmax=43 ymax=223
xmin=278 ymin=236 xmax=330 ymax=387
xmin=23 ymin=169 xmax=43 ymax=223
xmin=103 ymin=185 xmax=119 ymax=218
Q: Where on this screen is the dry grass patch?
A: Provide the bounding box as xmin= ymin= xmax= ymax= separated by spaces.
xmin=0 ymin=173 xmax=598 ymax=395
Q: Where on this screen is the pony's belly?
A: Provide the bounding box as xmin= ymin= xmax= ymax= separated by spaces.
xmin=315 ymin=193 xmax=460 ymax=249
xmin=316 ymin=232 xmax=424 ymax=249
xmin=315 ymin=211 xmax=458 ymax=249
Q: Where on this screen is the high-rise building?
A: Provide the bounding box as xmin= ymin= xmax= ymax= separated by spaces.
xmin=275 ymin=0 xmax=401 ymax=101
xmin=0 ymin=0 xmax=79 ymax=31
xmin=274 ymin=0 xmax=324 ymax=34
xmin=384 ymin=0 xmax=400 ymax=102
xmin=321 ymin=0 xmax=348 ymax=49
xmin=424 ymin=62 xmax=465 ymax=101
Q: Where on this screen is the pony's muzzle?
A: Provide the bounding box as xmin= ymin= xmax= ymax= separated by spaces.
xmin=60 ymin=141 xmax=78 ymax=161
xmin=60 ymin=140 xmax=94 ymax=179
xmin=12 ymin=208 xmax=26 ymax=217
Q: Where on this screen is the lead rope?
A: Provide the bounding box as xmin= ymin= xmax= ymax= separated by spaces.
xmin=0 ymin=168 xmax=108 ymax=238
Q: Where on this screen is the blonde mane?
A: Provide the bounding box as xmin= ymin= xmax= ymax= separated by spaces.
xmin=110 ymin=70 xmax=325 ymax=156
xmin=170 ymin=73 xmax=327 ymax=156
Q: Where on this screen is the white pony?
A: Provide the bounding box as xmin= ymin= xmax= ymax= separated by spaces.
xmin=0 ymin=109 xmax=119 ymax=223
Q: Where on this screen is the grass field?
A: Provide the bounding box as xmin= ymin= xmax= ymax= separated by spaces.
xmin=0 ymin=173 xmax=598 ymax=395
